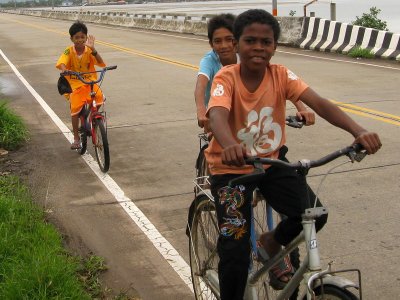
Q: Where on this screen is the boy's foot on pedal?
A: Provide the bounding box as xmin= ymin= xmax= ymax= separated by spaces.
xmin=258 ymin=232 xmax=294 ymax=290
xmin=70 ymin=139 xmax=81 ymax=150
xmin=268 ymin=255 xmax=294 ymax=290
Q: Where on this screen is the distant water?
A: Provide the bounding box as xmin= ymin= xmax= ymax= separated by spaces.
xmin=38 ymin=0 xmax=400 ymax=33
xmin=124 ymin=0 xmax=400 ymax=33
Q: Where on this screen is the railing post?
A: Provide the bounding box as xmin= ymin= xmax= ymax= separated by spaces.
xmin=330 ymin=2 xmax=336 ymax=21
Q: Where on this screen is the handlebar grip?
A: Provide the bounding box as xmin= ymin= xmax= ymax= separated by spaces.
xmin=105 ymin=65 xmax=117 ymax=70
xmin=352 ymin=143 xmax=364 ymax=152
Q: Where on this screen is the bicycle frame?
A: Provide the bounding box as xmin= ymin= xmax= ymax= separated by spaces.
xmin=82 ymin=84 xmax=106 ymax=144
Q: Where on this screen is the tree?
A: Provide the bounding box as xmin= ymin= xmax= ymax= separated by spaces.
xmin=352 ymin=7 xmax=389 ymax=31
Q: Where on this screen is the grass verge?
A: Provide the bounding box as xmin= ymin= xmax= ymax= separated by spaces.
xmin=348 ymin=45 xmax=375 ymax=59
xmin=0 ymin=101 xmax=28 ymax=150
xmin=0 ymin=175 xmax=92 ymax=298
xmin=0 ymin=99 xmax=136 ymax=299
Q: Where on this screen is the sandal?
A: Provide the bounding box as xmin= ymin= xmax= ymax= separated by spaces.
xmin=268 ymin=255 xmax=294 ymax=290
xmin=70 ymin=140 xmax=81 ymax=150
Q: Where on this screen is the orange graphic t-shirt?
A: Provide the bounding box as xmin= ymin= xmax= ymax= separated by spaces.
xmin=205 ymin=63 xmax=309 ymax=175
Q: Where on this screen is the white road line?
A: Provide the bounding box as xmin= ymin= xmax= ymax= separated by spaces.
xmin=0 ymin=49 xmax=194 ymax=293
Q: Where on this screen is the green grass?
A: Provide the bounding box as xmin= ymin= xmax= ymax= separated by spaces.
xmin=348 ymin=45 xmax=375 ymax=59
xmin=0 ymin=102 xmax=137 ymax=299
xmin=0 ymin=101 xmax=28 ymax=150
xmin=0 ymin=175 xmax=91 ymax=299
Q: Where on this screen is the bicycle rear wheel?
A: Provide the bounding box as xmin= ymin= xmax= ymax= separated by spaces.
xmin=189 ymin=195 xmax=220 ymax=300
xmin=93 ymin=118 xmax=110 ymax=172
xmin=251 ymin=194 xmax=300 ymax=300
xmin=195 ymin=144 xmax=209 ymax=194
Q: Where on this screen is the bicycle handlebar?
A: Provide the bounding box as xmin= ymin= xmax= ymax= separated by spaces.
xmin=60 ymin=65 xmax=117 ymax=85
xmin=228 ymin=144 xmax=366 ymax=187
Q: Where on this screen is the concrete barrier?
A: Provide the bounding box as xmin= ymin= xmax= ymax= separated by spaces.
xmin=0 ymin=9 xmax=303 ymax=46
xmin=299 ymin=17 xmax=400 ymax=60
xmin=2 ymin=9 xmax=398 ymax=60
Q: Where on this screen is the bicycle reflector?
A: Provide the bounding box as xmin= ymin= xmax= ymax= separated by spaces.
xmin=57 ymin=75 xmax=72 ymax=95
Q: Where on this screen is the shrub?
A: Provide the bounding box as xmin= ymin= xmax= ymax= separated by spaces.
xmin=352 ymin=7 xmax=389 ymax=31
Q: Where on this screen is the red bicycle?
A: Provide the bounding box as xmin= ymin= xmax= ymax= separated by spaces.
xmin=61 ymin=65 xmax=117 ymax=172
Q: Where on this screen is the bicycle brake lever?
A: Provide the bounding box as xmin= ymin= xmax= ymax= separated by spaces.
xmin=285 ymin=115 xmax=304 ymax=128
xmin=347 ymin=149 xmax=367 ymax=163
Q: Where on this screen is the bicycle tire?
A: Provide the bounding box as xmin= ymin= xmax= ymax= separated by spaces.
xmin=251 ymin=195 xmax=300 ymax=300
xmin=309 ymin=284 xmax=359 ymax=300
xmin=93 ymin=118 xmax=110 ymax=172
xmin=189 ymin=195 xmax=220 ymax=300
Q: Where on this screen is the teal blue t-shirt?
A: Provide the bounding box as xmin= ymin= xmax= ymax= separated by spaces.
xmin=198 ymin=50 xmax=222 ymax=108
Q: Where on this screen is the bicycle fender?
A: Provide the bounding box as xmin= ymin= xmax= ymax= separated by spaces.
xmin=298 ymin=275 xmax=359 ymax=298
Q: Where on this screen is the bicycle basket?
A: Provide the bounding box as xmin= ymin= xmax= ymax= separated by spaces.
xmin=57 ymin=75 xmax=72 ymax=95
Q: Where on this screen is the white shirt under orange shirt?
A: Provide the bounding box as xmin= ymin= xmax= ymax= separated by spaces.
xmin=205 ymin=63 xmax=309 ymax=175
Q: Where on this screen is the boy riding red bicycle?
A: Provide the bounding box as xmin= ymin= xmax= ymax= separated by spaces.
xmin=56 ymin=21 xmax=106 ymax=150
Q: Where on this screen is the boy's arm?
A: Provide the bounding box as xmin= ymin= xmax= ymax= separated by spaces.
xmin=194 ymin=74 xmax=210 ymax=131
xmin=291 ymin=100 xmax=315 ymax=125
xmin=57 ymin=63 xmax=67 ymax=72
xmin=86 ymin=35 xmax=105 ymax=66
xmin=299 ymin=87 xmax=382 ymax=154
xmin=209 ymin=106 xmax=247 ymax=166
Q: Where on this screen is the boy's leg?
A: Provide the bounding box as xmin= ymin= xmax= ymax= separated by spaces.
xmin=258 ymin=159 xmax=328 ymax=247
xmin=210 ymin=174 xmax=255 ymax=300
xmin=69 ymin=88 xmax=86 ymax=149
xmin=71 ymin=115 xmax=79 ymax=141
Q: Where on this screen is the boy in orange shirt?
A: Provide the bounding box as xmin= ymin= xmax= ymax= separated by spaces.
xmin=205 ymin=9 xmax=381 ymax=300
xmin=56 ymin=21 xmax=106 ymax=149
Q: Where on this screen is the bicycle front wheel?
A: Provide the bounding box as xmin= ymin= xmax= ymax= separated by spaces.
xmin=189 ymin=195 xmax=220 ymax=300
xmin=93 ymin=118 xmax=110 ymax=172
xmin=309 ymin=284 xmax=359 ymax=300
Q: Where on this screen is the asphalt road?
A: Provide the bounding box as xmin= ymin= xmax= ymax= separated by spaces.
xmin=0 ymin=13 xmax=399 ymax=299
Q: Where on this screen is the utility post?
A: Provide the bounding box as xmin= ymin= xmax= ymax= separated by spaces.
xmin=272 ymin=0 xmax=277 ymax=16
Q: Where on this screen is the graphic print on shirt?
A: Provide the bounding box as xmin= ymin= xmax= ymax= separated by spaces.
xmin=212 ymin=84 xmax=225 ymax=97
xmin=218 ymin=185 xmax=247 ymax=240
xmin=237 ymin=107 xmax=282 ymax=156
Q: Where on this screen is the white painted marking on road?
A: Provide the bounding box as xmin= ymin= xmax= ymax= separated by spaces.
xmin=0 ymin=49 xmax=194 ymax=293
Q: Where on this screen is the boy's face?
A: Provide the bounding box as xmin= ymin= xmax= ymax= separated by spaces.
xmin=210 ymin=27 xmax=236 ymax=62
xmin=70 ymin=31 xmax=87 ymax=51
xmin=237 ymin=23 xmax=277 ymax=73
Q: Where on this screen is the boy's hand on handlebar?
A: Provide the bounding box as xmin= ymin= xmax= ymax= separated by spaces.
xmin=221 ymin=144 xmax=247 ymax=167
xmin=60 ymin=70 xmax=71 ymax=76
xmin=354 ymin=131 xmax=382 ymax=154
xmin=296 ymin=110 xmax=315 ymax=126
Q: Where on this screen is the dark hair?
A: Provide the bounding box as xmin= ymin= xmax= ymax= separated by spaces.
xmin=233 ymin=9 xmax=280 ymax=42
xmin=69 ymin=21 xmax=88 ymax=37
xmin=207 ymin=13 xmax=235 ymax=42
